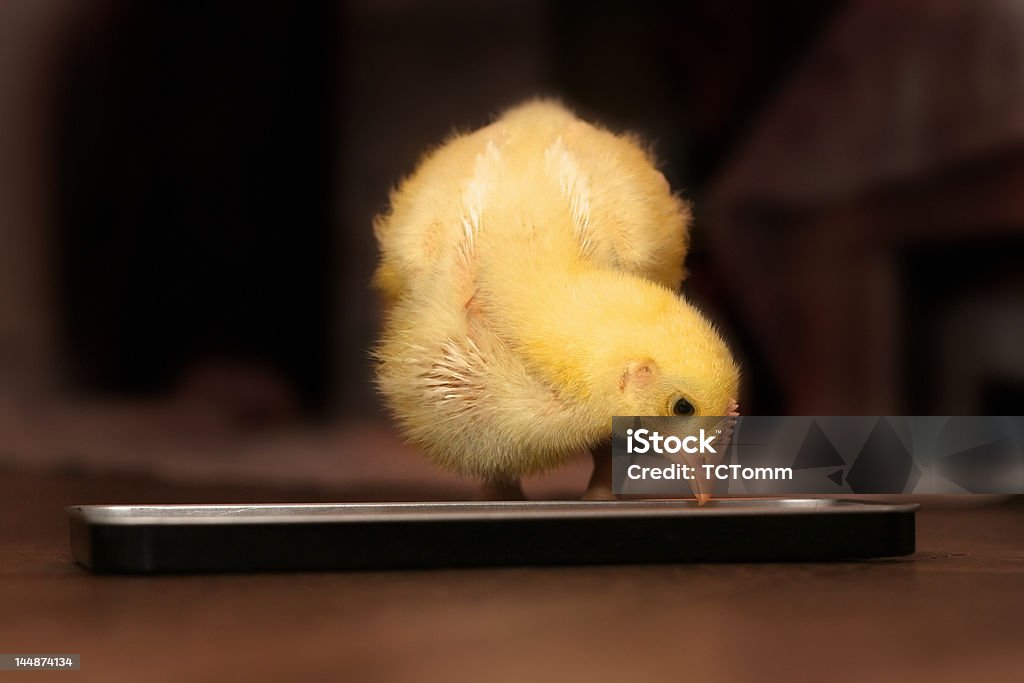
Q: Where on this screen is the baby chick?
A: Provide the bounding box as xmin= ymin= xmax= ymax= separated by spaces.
xmin=373 ymin=101 xmax=740 ymax=501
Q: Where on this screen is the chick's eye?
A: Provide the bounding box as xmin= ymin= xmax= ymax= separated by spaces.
xmin=672 ymin=397 xmax=695 ymax=416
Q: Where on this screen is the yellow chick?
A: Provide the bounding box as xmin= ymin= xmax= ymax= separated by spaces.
xmin=373 ymin=100 xmax=740 ymax=501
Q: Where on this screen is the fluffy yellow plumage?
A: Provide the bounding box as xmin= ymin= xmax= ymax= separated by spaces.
xmin=373 ymin=100 xmax=739 ymax=499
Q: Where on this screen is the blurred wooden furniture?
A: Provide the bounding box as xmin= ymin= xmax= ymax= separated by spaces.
xmin=710 ymin=0 xmax=1024 ymax=414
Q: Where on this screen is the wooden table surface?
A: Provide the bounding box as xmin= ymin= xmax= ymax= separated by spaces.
xmin=1 ymin=469 xmax=1022 ymax=682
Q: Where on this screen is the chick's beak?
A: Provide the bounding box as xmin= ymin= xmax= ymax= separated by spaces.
xmin=684 ymin=401 xmax=739 ymax=506
xmin=689 ymin=471 xmax=712 ymax=506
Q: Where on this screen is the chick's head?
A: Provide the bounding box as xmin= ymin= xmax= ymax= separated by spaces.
xmin=587 ymin=289 xmax=740 ymax=421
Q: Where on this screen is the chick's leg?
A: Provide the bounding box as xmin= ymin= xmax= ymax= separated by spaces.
xmin=477 ymin=478 xmax=526 ymax=501
xmin=582 ymin=442 xmax=617 ymax=501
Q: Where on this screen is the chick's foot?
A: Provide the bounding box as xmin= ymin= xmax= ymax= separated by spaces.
xmin=582 ymin=442 xmax=617 ymax=501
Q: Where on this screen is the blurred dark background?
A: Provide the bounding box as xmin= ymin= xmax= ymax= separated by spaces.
xmin=1 ymin=0 xmax=1022 ymax=485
